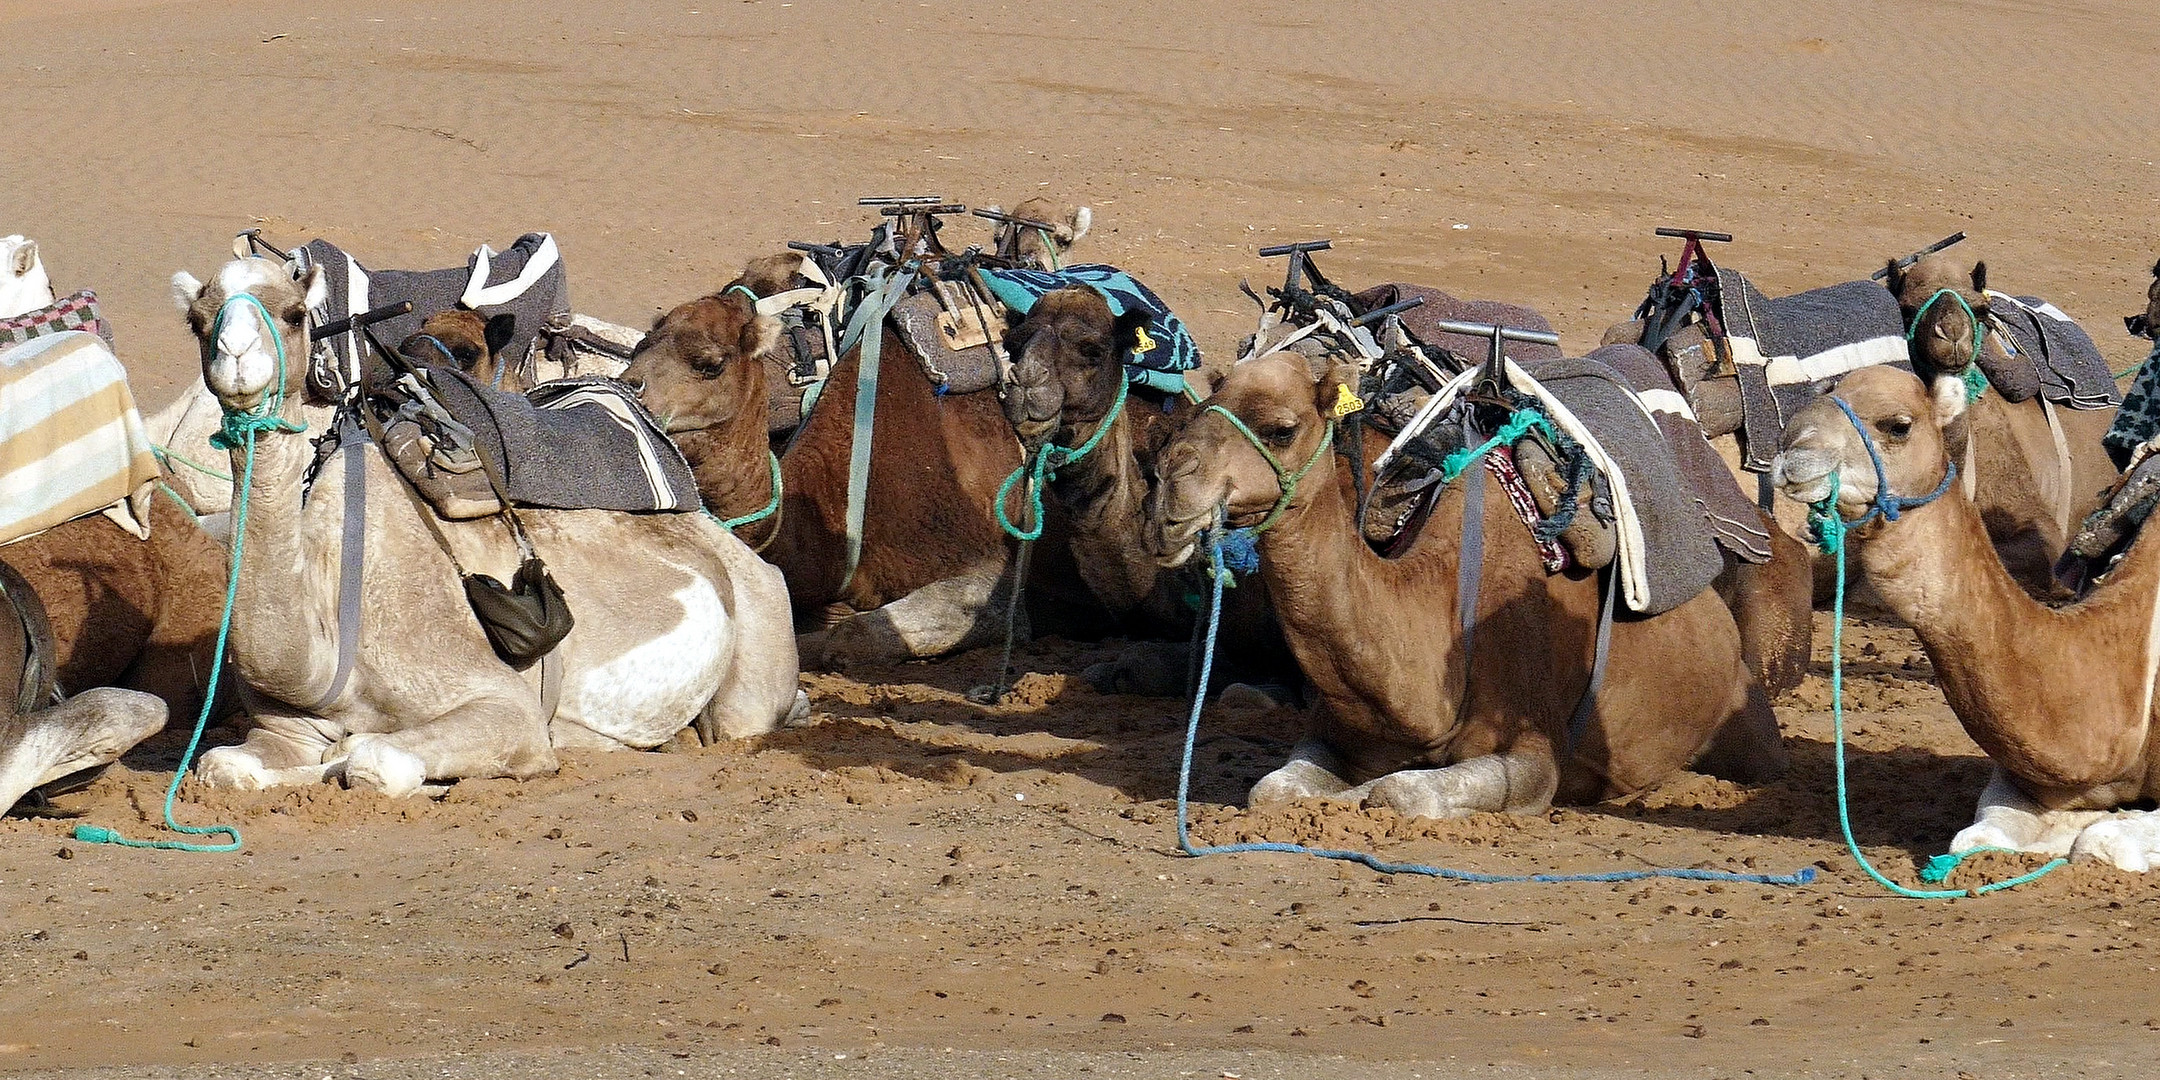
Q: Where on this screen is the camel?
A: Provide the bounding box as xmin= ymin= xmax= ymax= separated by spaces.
xmin=625 ymin=248 xmax=1104 ymax=669
xmin=0 ymin=559 xmax=168 ymax=815
xmin=170 ymin=256 xmax=801 ymax=796
xmin=404 ymin=308 xmax=518 ymax=390
xmin=0 ymin=236 xmax=52 ymax=318
xmin=1882 ymin=253 xmax=2119 ymax=594
xmin=2124 ymin=258 xmax=2160 ymax=339
xmin=1775 ymin=365 xmax=2160 ymax=870
xmin=1146 ymin=353 xmax=1786 ymax=817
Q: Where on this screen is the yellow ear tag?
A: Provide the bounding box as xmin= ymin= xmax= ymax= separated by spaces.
xmin=1131 ymin=325 xmax=1157 ymax=354
xmin=1330 ymin=383 xmax=1365 ymax=418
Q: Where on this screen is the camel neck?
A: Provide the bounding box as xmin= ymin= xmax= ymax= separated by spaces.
xmin=223 ymin=394 xmax=342 ymax=705
xmin=1045 ymin=403 xmax=1162 ymax=613
xmin=1854 ymin=482 xmax=2160 ymax=796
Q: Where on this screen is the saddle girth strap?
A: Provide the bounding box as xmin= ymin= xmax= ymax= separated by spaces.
xmin=308 ymin=410 xmax=369 ymax=713
xmin=1456 ymin=458 xmax=1487 ymax=670
xmin=1566 ymin=566 xmax=1619 ymax=754
xmin=835 ymin=269 xmax=914 ymax=595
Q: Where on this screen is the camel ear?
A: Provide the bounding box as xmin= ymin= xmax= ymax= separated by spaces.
xmin=298 ymin=264 xmax=328 ymax=311
xmin=1111 ymin=307 xmax=1150 ymax=360
xmin=483 ymin=312 xmax=516 ymax=358
xmin=1313 ymin=362 xmax=1362 ymax=417
xmin=170 ymin=271 xmax=204 ymax=312
xmin=1882 ymin=258 xmax=1905 ymax=296
xmin=1970 ymin=261 xmax=1988 ymax=294
xmin=1065 ymin=206 xmax=1093 ymax=245
xmin=10 ymin=240 xmax=36 ymax=277
xmin=737 ymin=302 xmax=781 ymax=362
xmin=1930 ymin=374 xmax=1970 ymax=428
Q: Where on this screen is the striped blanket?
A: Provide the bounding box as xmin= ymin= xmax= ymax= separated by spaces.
xmin=0 ymin=331 xmax=159 ymax=547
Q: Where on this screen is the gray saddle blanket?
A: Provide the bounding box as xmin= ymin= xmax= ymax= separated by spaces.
xmin=421 ymin=367 xmax=699 ymax=514
xmin=1518 ymin=349 xmax=1759 ymax=615
xmin=1983 ymin=293 xmax=2119 ymax=409
xmin=303 ymin=234 xmax=569 ymax=397
xmin=1581 ymin=344 xmax=1774 ymax=565
xmin=1353 ymin=283 xmax=1562 ymax=366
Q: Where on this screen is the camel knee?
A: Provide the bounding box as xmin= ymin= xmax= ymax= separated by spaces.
xmin=197 ymin=746 xmax=275 ymax=791
xmin=341 ymin=737 xmax=428 ymax=798
xmin=1693 ymin=682 xmax=1788 ymax=784
xmin=2069 ymin=815 xmax=2160 ymax=872
xmin=1249 ymin=739 xmax=1353 ymax=805
xmin=1364 ymin=754 xmax=1557 ymax=820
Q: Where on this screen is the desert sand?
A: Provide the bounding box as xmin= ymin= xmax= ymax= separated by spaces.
xmin=3 ymin=0 xmax=2160 ymax=1077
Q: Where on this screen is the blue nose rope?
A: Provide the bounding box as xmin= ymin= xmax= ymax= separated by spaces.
xmin=1172 ymin=529 xmax=1815 ymax=887
xmin=1805 ymin=400 xmax=2065 ymax=897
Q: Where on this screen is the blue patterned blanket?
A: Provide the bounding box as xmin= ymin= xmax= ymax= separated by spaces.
xmin=981 ymin=265 xmax=1199 ymax=394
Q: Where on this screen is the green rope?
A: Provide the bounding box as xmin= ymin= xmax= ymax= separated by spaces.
xmin=1033 ymin=227 xmax=1062 ymax=271
xmin=997 ymin=375 xmax=1130 ymax=541
xmin=1439 ymin=408 xmax=1556 ymax=484
xmin=1906 ymin=288 xmax=1986 ymax=371
xmin=154 ymin=481 xmax=202 ymax=525
xmin=1808 ymin=471 xmax=2065 ymax=897
xmin=715 ymin=451 xmax=782 ymax=531
xmin=74 ymin=290 xmax=313 ymax=854
xmin=1204 ymin=405 xmax=1335 ymax=536
xmin=152 ymin=443 xmax=233 ymax=484
xmin=1960 ymin=364 xmax=1989 ymax=406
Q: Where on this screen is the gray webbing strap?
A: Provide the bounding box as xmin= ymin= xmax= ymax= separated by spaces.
xmin=835 ymin=270 xmax=914 ymax=594
xmin=1456 ymin=459 xmax=1487 ymax=653
xmin=1566 ymin=564 xmax=1619 ymax=753
xmin=539 ymin=646 xmax=564 ymax=722
xmin=308 ymin=411 xmax=367 ymax=713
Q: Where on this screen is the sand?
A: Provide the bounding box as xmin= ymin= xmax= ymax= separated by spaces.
xmin=3 ymin=0 xmax=2159 ymax=1076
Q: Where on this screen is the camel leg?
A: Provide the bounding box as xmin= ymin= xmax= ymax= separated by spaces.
xmin=813 ymin=562 xmax=1016 ymax=668
xmin=328 ymin=696 xmax=556 ymax=798
xmin=1362 ymin=747 xmax=1562 ymax=820
xmin=1249 ymin=738 xmax=1359 ymax=805
xmin=1083 ymin=640 xmax=1191 ymax=697
xmin=698 ymin=558 xmax=805 ymax=743
xmin=197 ymin=710 xmax=347 ymax=791
xmin=2068 ymin=812 xmax=2160 ymax=872
xmin=0 ymin=689 xmax=167 ymax=812
xmin=1690 ymin=680 xmax=1790 ymax=784
xmin=1949 ymin=768 xmax=2109 ymax=857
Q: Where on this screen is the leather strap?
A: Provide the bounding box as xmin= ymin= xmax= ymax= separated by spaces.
xmin=307 ymin=410 xmax=368 ymax=713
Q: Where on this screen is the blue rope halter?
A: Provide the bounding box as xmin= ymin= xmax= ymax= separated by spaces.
xmin=1816 ymin=395 xmax=1958 ymax=533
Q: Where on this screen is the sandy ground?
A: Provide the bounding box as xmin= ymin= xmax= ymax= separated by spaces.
xmin=4 ymin=0 xmax=2160 ymax=1077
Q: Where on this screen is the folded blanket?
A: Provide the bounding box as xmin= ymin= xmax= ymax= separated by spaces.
xmin=982 ymin=264 xmax=1199 ymax=393
xmin=1711 ymin=269 xmax=1909 ymax=468
xmin=1985 ymin=292 xmax=2119 ymax=410
xmin=0 ymin=291 xmax=113 ymax=352
xmin=0 ymin=331 xmax=159 ymax=546
xmin=304 ymin=234 xmax=568 ymax=397
xmin=1582 ymin=344 xmax=1773 ymax=564
xmin=420 ymin=369 xmax=699 ymax=514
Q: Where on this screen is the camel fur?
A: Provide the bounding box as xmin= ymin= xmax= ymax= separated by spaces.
xmin=0 ymin=236 xmax=52 ymax=318
xmin=1147 ymin=353 xmax=1786 ymax=818
xmin=1883 ymin=253 xmax=2118 ymax=595
xmin=171 ymin=257 xmax=801 ymax=797
xmin=1775 ymin=365 xmax=2160 ymax=870
xmin=625 ymin=256 xmax=1104 ymax=669
xmin=0 ymin=560 xmax=168 ymax=815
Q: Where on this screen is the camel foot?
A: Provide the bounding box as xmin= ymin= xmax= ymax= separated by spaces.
xmin=783 ymin=689 xmax=813 ymax=728
xmin=1363 ymin=753 xmax=1560 ymax=821
xmin=2068 ymin=814 xmax=2160 ymax=872
xmin=1082 ymin=641 xmax=1191 ymax=698
xmin=196 ymin=745 xmax=338 ymax=791
xmin=1249 ymin=739 xmax=1355 ymax=805
xmin=337 ymin=736 xmax=428 ymax=798
xmin=1949 ymin=770 xmax=2108 ymax=857
xmin=0 ymin=688 xmax=167 ymax=813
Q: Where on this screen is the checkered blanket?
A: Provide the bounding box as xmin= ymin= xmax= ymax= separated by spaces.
xmin=0 ymin=331 xmax=160 ymax=547
xmin=0 ymin=291 xmax=114 ymax=352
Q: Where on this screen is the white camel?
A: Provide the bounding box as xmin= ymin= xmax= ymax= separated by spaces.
xmin=173 ymin=256 xmax=802 ymax=796
xmin=0 ymin=236 xmax=52 ymax=318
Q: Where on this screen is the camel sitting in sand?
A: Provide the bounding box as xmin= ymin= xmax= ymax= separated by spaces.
xmin=171 ymin=256 xmax=802 ymax=796
xmin=1146 ymin=353 xmax=1787 ymax=817
xmin=626 ymin=248 xmax=1104 ymax=668
xmin=1882 ymin=253 xmax=2118 ymax=594
xmin=1776 ymin=365 xmax=2160 ymax=870
xmin=0 ymin=559 xmax=169 ymax=814
xmin=2124 ymin=258 xmax=2160 ymax=340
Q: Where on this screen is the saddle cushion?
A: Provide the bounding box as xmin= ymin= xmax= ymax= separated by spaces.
xmin=0 ymin=331 xmax=160 ymax=547
xmin=889 ymin=291 xmax=1004 ymax=395
xmin=1350 ymin=283 xmax=1561 ymax=366
xmin=1983 ymin=292 xmax=2119 ymax=410
xmin=418 ymin=368 xmax=700 ymax=514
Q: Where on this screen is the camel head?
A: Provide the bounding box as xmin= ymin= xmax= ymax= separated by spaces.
xmin=620 ymin=275 xmax=780 ymax=435
xmin=400 ymin=309 xmax=516 ymax=386
xmin=1148 ymin=353 xmax=1346 ymax=568
xmin=989 ymin=197 xmax=1092 ymax=268
xmin=2129 ymin=258 xmax=2160 ymax=339
xmin=1000 ymin=288 xmax=1148 ymax=452
xmin=1774 ymin=365 xmax=1968 ymax=531
xmin=172 ymin=257 xmax=325 ymax=414
xmin=0 ymin=236 xmax=54 ymax=319
xmin=1883 ymin=251 xmax=1993 ymax=385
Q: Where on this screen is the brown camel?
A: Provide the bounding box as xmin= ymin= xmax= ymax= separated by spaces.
xmin=404 ymin=308 xmax=518 ymax=390
xmin=0 ymin=558 xmax=169 ymax=814
xmin=1146 ymin=353 xmax=1786 ymax=817
xmin=1883 ymin=253 xmax=2119 ymax=594
xmin=2125 ymin=258 xmax=2160 ymax=339
xmin=1775 ymin=365 xmax=2160 ymax=869
xmin=624 ymin=259 xmax=1103 ymax=668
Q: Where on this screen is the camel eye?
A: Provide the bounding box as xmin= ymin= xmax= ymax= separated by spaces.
xmin=281 ymin=304 xmax=306 ymax=327
xmin=1261 ymin=422 xmax=1297 ymax=447
xmin=1882 ymin=416 xmax=1914 ymax=441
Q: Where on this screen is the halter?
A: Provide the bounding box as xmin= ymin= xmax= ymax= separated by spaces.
xmin=1204 ymin=404 xmax=1336 ymax=536
xmin=208 ymin=291 xmax=307 ymax=448
xmin=1905 ymin=287 xmax=1987 ymax=370
xmin=996 ymin=372 xmax=1131 ymax=540
xmin=1814 ymin=395 xmax=1958 ymax=532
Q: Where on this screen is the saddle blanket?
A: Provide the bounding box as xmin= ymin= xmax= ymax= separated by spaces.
xmin=0 ymin=331 xmax=159 ymax=547
xmin=1350 ymin=283 xmax=1562 ymax=367
xmin=0 ymin=290 xmax=114 ymax=352
xmin=302 ymin=233 xmax=569 ymax=396
xmin=420 ymin=367 xmax=700 ymax=514
xmin=1983 ymin=292 xmax=2119 ymax=409
xmin=981 ymin=264 xmax=1201 ymax=394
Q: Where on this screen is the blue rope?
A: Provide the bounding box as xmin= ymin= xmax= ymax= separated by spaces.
xmin=1172 ymin=531 xmax=1816 ymax=887
xmin=1797 ymin=468 xmax=2064 ymax=898
xmin=73 ymin=291 xmax=306 ymax=854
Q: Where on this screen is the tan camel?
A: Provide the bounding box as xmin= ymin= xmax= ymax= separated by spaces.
xmin=625 ymin=256 xmax=1103 ymax=668
xmin=1146 ymin=353 xmax=1786 ymax=816
xmin=1883 ymin=253 xmax=2119 ymax=593
xmin=0 ymin=559 xmax=169 ymax=814
xmin=1776 ymin=365 xmax=2160 ymax=869
xmin=170 ymin=257 xmax=802 ymax=796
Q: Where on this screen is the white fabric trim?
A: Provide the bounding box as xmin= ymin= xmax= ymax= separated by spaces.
xmin=1636 ymin=388 xmax=1696 ymax=421
xmin=462 ymin=234 xmax=561 ymax=309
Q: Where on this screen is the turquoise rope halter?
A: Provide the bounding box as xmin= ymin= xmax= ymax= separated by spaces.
xmin=1907 ymin=288 xmax=1991 ymax=403
xmin=77 ymin=288 xmax=315 ymax=853
xmin=1203 ymin=404 xmax=1336 ymax=537
xmin=996 ymin=374 xmax=1131 ymax=541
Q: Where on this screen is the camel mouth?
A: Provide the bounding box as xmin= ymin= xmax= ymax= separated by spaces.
xmin=1770 ymin=448 xmax=1836 ymax=507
